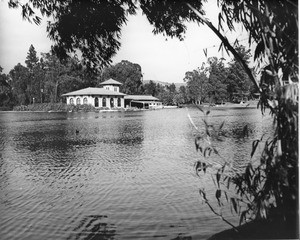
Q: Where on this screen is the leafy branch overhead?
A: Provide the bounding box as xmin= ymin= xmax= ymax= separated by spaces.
xmin=8 ymin=0 xmax=297 ymax=86
xmin=8 ymin=0 xmax=207 ymax=72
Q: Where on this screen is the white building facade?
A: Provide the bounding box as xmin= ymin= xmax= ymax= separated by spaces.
xmin=124 ymin=95 xmax=163 ymax=109
xmin=62 ymin=79 xmax=125 ymax=109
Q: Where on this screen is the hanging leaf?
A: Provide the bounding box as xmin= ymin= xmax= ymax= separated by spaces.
xmin=204 ymin=147 xmax=213 ymax=157
xmin=245 ymin=164 xmax=253 ymax=188
xmin=203 ymin=162 xmax=207 ymax=173
xmin=211 ymin=174 xmax=217 ymax=187
xmin=199 ymin=189 xmax=207 ymax=201
xmin=251 ymin=140 xmax=260 ymax=158
xmin=219 ymin=121 xmax=225 ymax=130
xmin=231 ymin=198 xmax=238 ymax=213
xmin=206 ymin=128 xmax=211 ymax=137
xmin=195 ymin=136 xmax=201 ymax=151
xmin=260 ymin=203 xmax=267 ymax=219
xmin=208 ymin=148 xmax=212 ymax=157
xmin=195 ymin=161 xmax=202 ymax=173
xmin=216 ymin=172 xmax=221 ymax=188
xmin=218 ymin=42 xmax=223 ymax=52
xmin=224 ymin=190 xmax=228 ymax=202
xmin=226 ymin=177 xmax=231 ymax=189
xmin=254 ymin=40 xmax=265 ymax=60
xmin=221 ymin=163 xmax=227 ymax=173
xmin=33 ymin=16 xmax=42 ymax=25
xmin=218 ymin=13 xmax=224 ymax=31
xmin=233 ymin=38 xmax=239 ymax=47
xmin=203 ymin=119 xmax=208 ymax=127
xmin=215 ymin=189 xmax=221 ymax=199
xmin=216 ymin=189 xmax=222 ymax=206
xmin=203 ymin=148 xmax=207 ymax=157
xmin=239 ymin=210 xmax=247 ymax=226
xmin=213 ymin=148 xmax=219 ymax=154
xmin=203 ymin=48 xmax=208 ymax=57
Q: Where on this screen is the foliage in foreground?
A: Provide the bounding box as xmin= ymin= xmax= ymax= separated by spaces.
xmin=193 ymin=90 xmax=298 ymax=231
xmin=191 ymin=0 xmax=298 ymax=236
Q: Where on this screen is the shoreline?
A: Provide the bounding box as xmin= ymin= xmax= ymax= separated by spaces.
xmin=208 ymin=217 xmax=298 ymax=239
xmin=0 ymin=101 xmax=260 ymax=113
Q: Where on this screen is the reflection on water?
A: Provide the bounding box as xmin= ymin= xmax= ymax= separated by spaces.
xmin=68 ymin=215 xmax=116 ymax=240
xmin=0 ymin=108 xmax=272 ymax=239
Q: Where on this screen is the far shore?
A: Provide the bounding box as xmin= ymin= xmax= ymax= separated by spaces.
xmin=0 ymin=100 xmax=260 ymax=113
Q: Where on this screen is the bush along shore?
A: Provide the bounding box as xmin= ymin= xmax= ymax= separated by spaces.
xmin=11 ymin=103 xmax=161 ymax=113
xmin=12 ymin=103 xmax=97 ymax=112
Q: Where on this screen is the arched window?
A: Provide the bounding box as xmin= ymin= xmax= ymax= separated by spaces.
xmin=102 ymin=97 xmax=106 ymax=107
xmin=83 ymin=97 xmax=88 ymax=104
xmin=94 ymin=97 xmax=99 ymax=107
xmin=110 ymin=98 xmax=114 ymax=108
xmin=117 ymin=98 xmax=121 ymax=107
xmin=76 ymin=98 xmax=81 ymax=105
xmin=70 ymin=98 xmax=74 ymax=105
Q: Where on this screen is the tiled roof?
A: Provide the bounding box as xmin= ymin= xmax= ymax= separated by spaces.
xmin=124 ymin=95 xmax=160 ymax=101
xmin=61 ymin=87 xmax=126 ymax=96
xmin=99 ymin=78 xmax=122 ymax=85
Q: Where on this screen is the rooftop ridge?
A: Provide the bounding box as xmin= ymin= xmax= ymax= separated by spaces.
xmin=99 ymin=78 xmax=122 ymax=85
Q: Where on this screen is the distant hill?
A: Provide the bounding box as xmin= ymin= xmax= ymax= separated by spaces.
xmin=143 ymin=80 xmax=186 ymax=90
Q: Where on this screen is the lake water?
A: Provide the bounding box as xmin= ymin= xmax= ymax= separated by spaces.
xmin=0 ymin=107 xmax=272 ymax=239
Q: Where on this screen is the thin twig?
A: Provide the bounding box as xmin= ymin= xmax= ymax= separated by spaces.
xmin=201 ymin=193 xmax=240 ymax=232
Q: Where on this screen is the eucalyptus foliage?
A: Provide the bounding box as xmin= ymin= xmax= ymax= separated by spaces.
xmin=219 ymin=0 xmax=298 ymax=224
xmin=100 ymin=60 xmax=143 ymax=94
xmin=193 ymin=0 xmax=298 ymax=235
xmin=8 ymin=0 xmax=206 ymax=72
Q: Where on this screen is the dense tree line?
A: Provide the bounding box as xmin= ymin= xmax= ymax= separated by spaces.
xmin=0 ymin=45 xmax=98 ymax=108
xmin=0 ymin=44 xmax=171 ymax=108
xmin=184 ymin=45 xmax=256 ymax=104
xmin=0 ymin=44 xmax=254 ymax=109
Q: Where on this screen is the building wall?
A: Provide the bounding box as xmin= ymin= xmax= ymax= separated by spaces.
xmin=102 ymin=85 xmax=120 ymax=92
xmin=149 ymin=102 xmax=163 ymax=109
xmin=66 ymin=95 xmax=124 ymax=108
xmin=66 ymin=95 xmax=94 ymax=105
xmin=126 ymin=100 xmax=163 ymax=109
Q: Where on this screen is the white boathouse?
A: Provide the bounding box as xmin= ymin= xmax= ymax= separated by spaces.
xmin=62 ymin=79 xmax=125 ymax=108
xmin=124 ymin=95 xmax=163 ymax=109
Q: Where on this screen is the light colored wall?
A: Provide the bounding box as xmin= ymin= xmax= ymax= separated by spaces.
xmin=103 ymin=85 xmax=119 ymax=92
xmin=67 ymin=96 xmax=93 ymax=105
xmin=67 ymin=95 xmax=124 ymax=108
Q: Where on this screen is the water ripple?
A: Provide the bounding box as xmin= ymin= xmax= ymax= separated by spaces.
xmin=0 ymin=109 xmax=272 ymax=239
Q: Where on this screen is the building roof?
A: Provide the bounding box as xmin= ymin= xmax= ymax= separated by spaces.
xmin=61 ymin=87 xmax=126 ymax=97
xmin=99 ymin=78 xmax=122 ymax=85
xmin=124 ymin=95 xmax=160 ymax=101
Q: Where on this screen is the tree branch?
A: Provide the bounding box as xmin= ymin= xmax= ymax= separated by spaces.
xmin=186 ymin=3 xmax=262 ymax=93
xmin=200 ymin=190 xmax=240 ymax=232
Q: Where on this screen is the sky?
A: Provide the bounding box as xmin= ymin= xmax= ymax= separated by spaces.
xmin=0 ymin=0 xmax=250 ymax=83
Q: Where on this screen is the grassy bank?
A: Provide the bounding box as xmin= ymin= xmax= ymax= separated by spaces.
xmin=13 ymin=103 xmax=96 ymax=112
